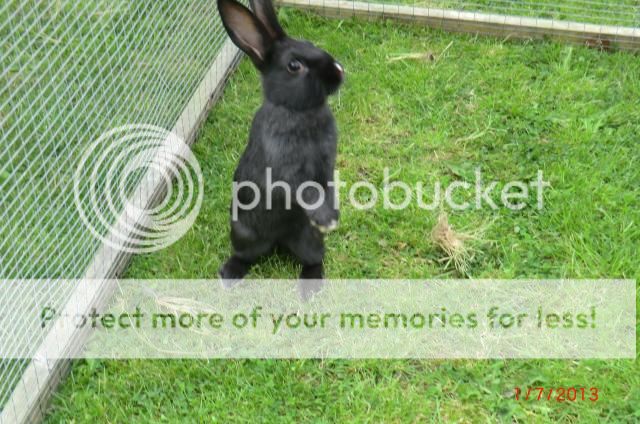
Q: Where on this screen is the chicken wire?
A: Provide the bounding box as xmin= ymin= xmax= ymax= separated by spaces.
xmin=282 ymin=0 xmax=640 ymax=49
xmin=1 ymin=0 xmax=239 ymax=420
xmin=379 ymin=0 xmax=640 ymax=26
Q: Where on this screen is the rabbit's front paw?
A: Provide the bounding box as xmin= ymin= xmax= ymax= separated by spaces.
xmin=310 ymin=218 xmax=338 ymax=234
xmin=308 ymin=207 xmax=339 ymax=234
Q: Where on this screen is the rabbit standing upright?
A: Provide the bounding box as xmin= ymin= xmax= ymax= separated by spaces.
xmin=217 ymin=0 xmax=344 ymax=298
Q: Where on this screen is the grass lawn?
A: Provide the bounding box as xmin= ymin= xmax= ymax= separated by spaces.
xmin=44 ymin=11 xmax=639 ymax=423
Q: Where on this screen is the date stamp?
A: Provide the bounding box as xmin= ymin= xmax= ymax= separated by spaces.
xmin=514 ymin=387 xmax=599 ymax=402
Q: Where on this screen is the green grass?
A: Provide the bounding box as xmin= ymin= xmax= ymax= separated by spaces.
xmin=45 ymin=11 xmax=640 ymax=423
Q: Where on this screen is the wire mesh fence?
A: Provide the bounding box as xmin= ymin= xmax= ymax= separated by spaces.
xmin=1 ymin=0 xmax=638 ymax=422
xmin=280 ymin=0 xmax=640 ymax=50
xmin=376 ymin=0 xmax=640 ymax=26
xmin=1 ymin=0 xmax=239 ymax=421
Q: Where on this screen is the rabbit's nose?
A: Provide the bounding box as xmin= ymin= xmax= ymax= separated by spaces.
xmin=334 ymin=62 xmax=344 ymax=79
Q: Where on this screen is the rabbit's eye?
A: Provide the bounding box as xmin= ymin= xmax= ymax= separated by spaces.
xmin=287 ymin=59 xmax=302 ymax=73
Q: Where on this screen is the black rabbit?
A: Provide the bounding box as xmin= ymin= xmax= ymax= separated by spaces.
xmin=217 ymin=0 xmax=344 ymax=298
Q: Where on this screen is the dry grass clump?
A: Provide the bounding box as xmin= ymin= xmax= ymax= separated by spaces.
xmin=430 ymin=212 xmax=484 ymax=275
xmin=386 ymin=41 xmax=454 ymax=64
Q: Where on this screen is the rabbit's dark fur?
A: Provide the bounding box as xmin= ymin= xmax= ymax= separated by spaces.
xmin=217 ymin=0 xmax=343 ymax=298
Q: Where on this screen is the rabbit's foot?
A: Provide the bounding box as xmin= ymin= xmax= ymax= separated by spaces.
xmin=298 ymin=264 xmax=324 ymax=301
xmin=218 ymin=256 xmax=251 ymax=288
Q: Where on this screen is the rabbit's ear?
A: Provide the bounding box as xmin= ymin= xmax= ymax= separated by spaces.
xmin=249 ymin=0 xmax=286 ymax=40
xmin=218 ymin=0 xmax=273 ymax=66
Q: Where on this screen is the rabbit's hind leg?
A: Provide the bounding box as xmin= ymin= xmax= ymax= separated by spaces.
xmin=281 ymin=223 xmax=325 ymax=300
xmin=219 ymin=220 xmax=273 ymax=286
